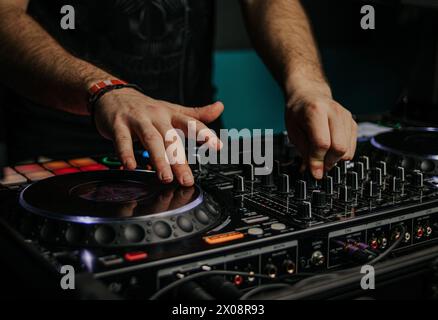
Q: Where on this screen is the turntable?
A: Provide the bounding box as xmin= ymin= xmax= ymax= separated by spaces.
xmin=16 ymin=170 xmax=221 ymax=248
xmin=371 ymin=127 xmax=438 ymax=174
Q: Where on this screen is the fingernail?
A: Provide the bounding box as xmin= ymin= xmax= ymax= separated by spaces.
xmin=160 ymin=172 xmax=173 ymax=183
xmin=314 ymin=168 xmax=323 ymax=179
xmin=125 ymin=159 xmax=135 ymax=170
xmin=182 ymin=173 xmax=194 ymax=186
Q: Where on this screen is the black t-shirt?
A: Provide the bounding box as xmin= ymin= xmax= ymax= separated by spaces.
xmin=5 ymin=0 xmax=216 ymax=162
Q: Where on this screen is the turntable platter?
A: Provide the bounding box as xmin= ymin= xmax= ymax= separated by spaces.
xmin=17 ymin=171 xmax=221 ymax=247
xmin=371 ymin=128 xmax=438 ymax=160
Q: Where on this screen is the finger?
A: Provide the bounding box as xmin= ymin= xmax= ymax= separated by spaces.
xmin=324 ymin=109 xmax=349 ymax=170
xmin=135 ymin=123 xmax=173 ymax=183
xmin=303 ymin=107 xmax=331 ymax=179
xmin=287 ymin=120 xmax=309 ymax=172
xmin=173 ymin=115 xmax=223 ymax=150
xmin=178 ymin=101 xmax=224 ymax=124
xmin=155 ymin=122 xmax=194 ymax=187
xmin=344 ymin=120 xmax=358 ymax=160
xmin=113 ymin=124 xmax=137 ymax=170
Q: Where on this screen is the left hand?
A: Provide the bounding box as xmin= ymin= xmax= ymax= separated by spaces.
xmin=285 ymin=82 xmax=358 ymax=179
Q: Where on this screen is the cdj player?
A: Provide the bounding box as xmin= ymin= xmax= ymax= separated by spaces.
xmin=1 ymin=127 xmax=438 ymax=300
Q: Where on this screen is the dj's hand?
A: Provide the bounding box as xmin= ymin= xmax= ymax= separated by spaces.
xmin=285 ymin=84 xmax=358 ymax=179
xmin=94 ymin=88 xmax=224 ymax=186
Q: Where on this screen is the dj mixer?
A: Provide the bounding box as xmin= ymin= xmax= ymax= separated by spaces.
xmin=1 ymin=127 xmax=438 ymax=299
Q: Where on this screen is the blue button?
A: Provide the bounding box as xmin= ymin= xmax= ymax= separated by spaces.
xmin=142 ymin=151 xmax=150 ymax=159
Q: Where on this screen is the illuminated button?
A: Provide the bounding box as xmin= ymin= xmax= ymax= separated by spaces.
xmin=2 ymin=167 xmax=17 ymax=175
xmin=15 ymin=164 xmax=44 ymax=174
xmin=271 ymin=223 xmax=286 ymax=231
xmin=248 ymin=228 xmax=264 ymax=236
xmin=203 ymin=231 xmax=244 ymax=245
xmin=69 ymin=158 xmax=97 ymax=167
xmin=79 ymin=164 xmax=108 ymax=172
xmin=101 ymin=156 xmax=122 ymax=167
xmin=99 ymin=255 xmax=124 ymax=267
xmin=42 ymin=161 xmax=70 ymax=171
xmin=0 ymin=173 xmax=27 ymax=186
xmin=142 ymin=151 xmax=150 ymax=158
xmin=53 ymin=167 xmax=80 ymax=175
xmin=124 ymin=251 xmax=148 ymax=262
xmin=25 ymin=170 xmax=54 ymax=182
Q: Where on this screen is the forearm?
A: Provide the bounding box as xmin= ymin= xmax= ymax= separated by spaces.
xmin=0 ymin=5 xmax=113 ymax=115
xmin=241 ymin=0 xmax=331 ymax=99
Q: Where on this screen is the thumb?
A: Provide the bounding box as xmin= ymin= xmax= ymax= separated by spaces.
xmin=184 ymin=101 xmax=224 ymax=124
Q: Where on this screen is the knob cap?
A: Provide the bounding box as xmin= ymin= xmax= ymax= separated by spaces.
xmin=311 ymin=190 xmax=327 ymax=208
xmin=330 ymin=165 xmax=342 ymax=185
xmin=359 ymin=155 xmax=370 ymax=171
xmin=339 ymin=185 xmax=353 ymax=203
xmin=396 ymin=166 xmax=405 ymax=182
xmin=298 ymin=201 xmax=312 ymax=220
xmin=261 ymin=172 xmax=275 ymax=187
xmin=322 ymin=176 xmax=334 ymax=196
xmin=243 ymin=164 xmax=255 ymax=181
xmin=389 ymin=176 xmax=402 ymax=193
xmin=233 ymin=175 xmax=245 ymax=193
xmin=364 ymin=180 xmax=378 ymax=198
xmin=377 ymin=161 xmax=387 ymax=176
xmin=411 ymin=170 xmax=424 ymax=188
xmin=371 ymin=168 xmax=383 ymax=186
xmin=340 ymin=161 xmax=348 ymax=175
xmin=279 ymin=174 xmax=290 ymax=193
xmin=295 ymin=180 xmax=307 ymax=200
xmin=346 ymin=171 xmax=359 ymax=191
xmin=354 ymin=162 xmax=365 ymax=181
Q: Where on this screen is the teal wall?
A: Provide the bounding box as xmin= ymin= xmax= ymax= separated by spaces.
xmin=213 ymin=49 xmax=402 ymax=132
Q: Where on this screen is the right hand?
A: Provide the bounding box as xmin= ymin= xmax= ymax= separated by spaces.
xmin=94 ymin=87 xmax=224 ymax=187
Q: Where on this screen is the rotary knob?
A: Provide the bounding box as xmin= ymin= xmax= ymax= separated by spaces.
xmin=389 ymin=176 xmax=402 ymax=193
xmin=371 ymin=168 xmax=383 ymax=186
xmin=377 ymin=161 xmax=387 ymax=176
xmin=298 ymin=201 xmax=312 ymax=221
xmin=339 ymin=185 xmax=353 ymax=203
xmin=279 ymin=174 xmax=290 ymax=194
xmin=243 ymin=164 xmax=255 ymax=181
xmin=322 ymin=176 xmax=334 ymax=196
xmin=330 ymin=165 xmax=342 ymax=185
xmin=364 ymin=180 xmax=378 ymax=198
xmin=295 ymin=180 xmax=307 ymax=200
xmin=354 ymin=162 xmax=365 ymax=181
xmin=346 ymin=171 xmax=359 ymax=191
xmin=233 ymin=175 xmax=245 ymax=193
xmin=311 ymin=190 xmax=327 ymax=208
xmin=359 ymin=155 xmax=370 ymax=171
xmin=340 ymin=161 xmax=348 ymax=176
xmin=261 ymin=172 xmax=275 ymax=187
xmin=396 ymin=166 xmax=405 ymax=182
xmin=411 ymin=170 xmax=424 ymax=188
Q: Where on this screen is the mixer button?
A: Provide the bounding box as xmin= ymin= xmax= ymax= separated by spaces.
xmin=371 ymin=167 xmax=383 ymax=186
xmin=94 ymin=225 xmax=116 ymax=245
xmin=364 ymin=181 xmax=378 ymax=198
xmin=329 ymin=165 xmax=342 ymax=185
xmin=203 ymin=231 xmax=244 ymax=245
xmin=248 ymin=228 xmax=264 ymax=236
xmin=153 ymin=221 xmax=172 ymax=239
xmin=354 ymin=162 xmax=365 ymax=181
xmin=124 ymin=251 xmax=148 ymax=262
xmin=339 ymin=185 xmax=353 ymax=203
xmin=271 ymin=223 xmax=286 ymax=231
xmin=195 ymin=208 xmax=211 ymax=225
xmin=359 ymin=155 xmax=370 ymax=171
xmin=389 ymin=176 xmax=402 ymax=193
xmin=177 ymin=216 xmax=194 ymax=233
xmin=124 ymin=224 xmax=145 ymax=243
